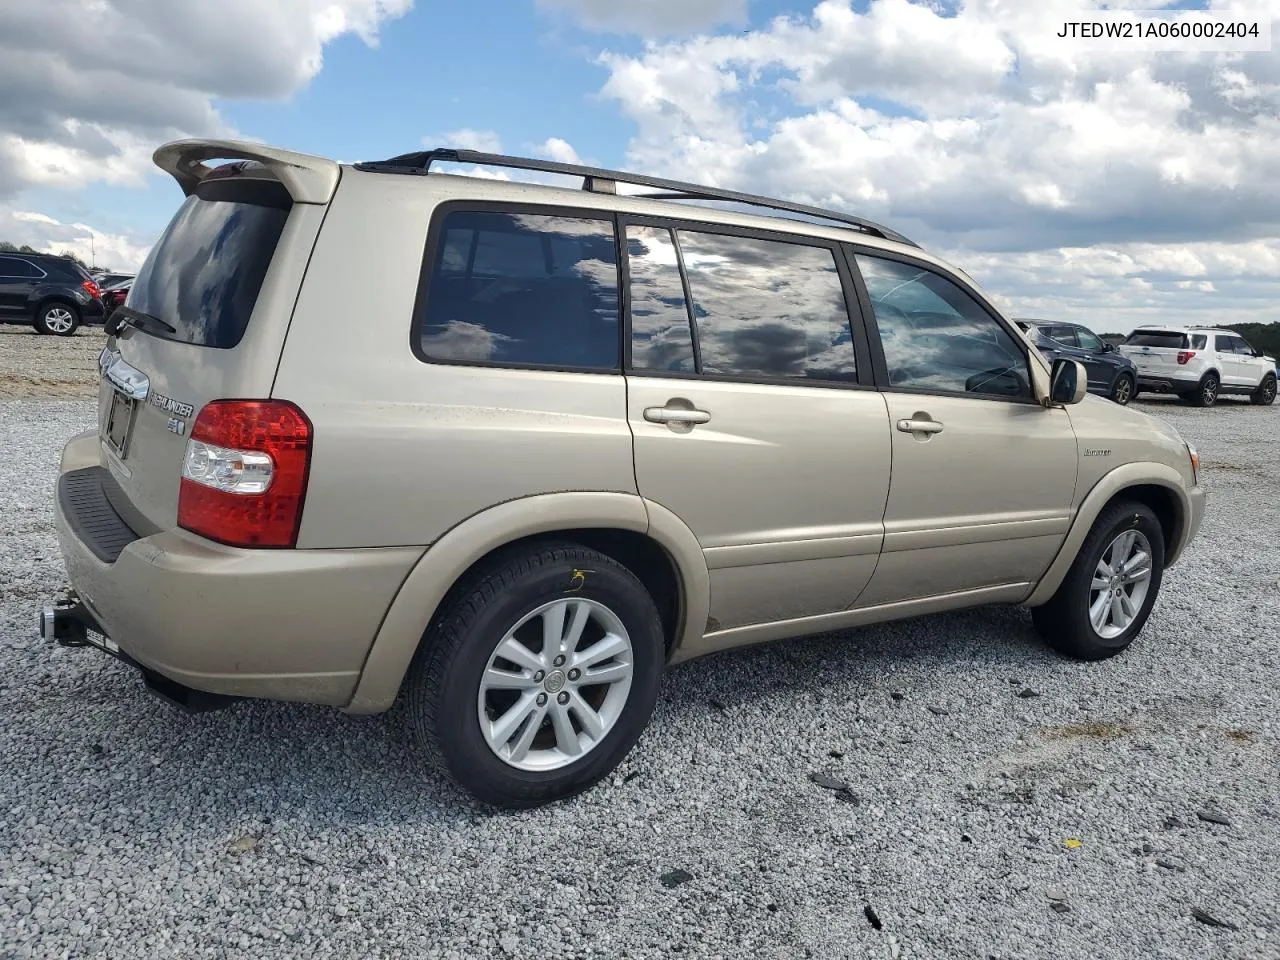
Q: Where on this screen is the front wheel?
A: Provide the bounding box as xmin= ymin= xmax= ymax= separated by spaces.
xmin=1251 ymin=374 xmax=1277 ymax=406
xmin=1110 ymin=373 xmax=1135 ymax=405
xmin=34 ymin=303 xmax=79 ymax=336
xmin=406 ymin=543 xmax=665 ymax=808
xmin=1031 ymin=500 xmax=1165 ymax=660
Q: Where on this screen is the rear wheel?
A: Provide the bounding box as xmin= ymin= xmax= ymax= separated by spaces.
xmin=1031 ymin=500 xmax=1164 ymax=661
xmin=1187 ymin=372 xmax=1219 ymax=407
xmin=1251 ymin=374 xmax=1277 ymax=406
xmin=34 ymin=303 xmax=79 ymax=336
xmin=406 ymin=543 xmax=665 ymax=808
xmin=1110 ymin=373 xmax=1134 ymax=405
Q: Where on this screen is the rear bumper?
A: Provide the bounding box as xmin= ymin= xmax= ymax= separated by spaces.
xmin=1136 ymin=374 xmax=1200 ymax=393
xmin=51 ymin=431 xmax=423 ymax=706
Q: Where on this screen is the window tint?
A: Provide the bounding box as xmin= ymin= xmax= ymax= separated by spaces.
xmin=1231 ymin=336 xmax=1255 ymax=355
xmin=418 ymin=210 xmax=620 ymax=369
xmin=1190 ymin=334 xmax=1207 ymax=350
xmin=1075 ymin=327 xmax=1104 ymax=351
xmin=856 ymin=255 xmax=1030 ymax=400
xmin=1044 ymin=325 xmax=1078 ymax=347
xmin=0 ymin=257 xmax=36 ymax=278
xmin=675 ymin=231 xmax=855 ymax=381
xmin=1124 ymin=331 xmax=1187 ymax=348
xmin=130 ymin=194 xmax=289 ymax=348
xmin=626 ymin=225 xmax=695 ymax=373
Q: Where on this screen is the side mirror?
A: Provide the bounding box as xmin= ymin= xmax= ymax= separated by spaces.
xmin=1102 ymin=341 xmax=1115 ymax=353
xmin=1049 ymin=358 xmax=1088 ymax=405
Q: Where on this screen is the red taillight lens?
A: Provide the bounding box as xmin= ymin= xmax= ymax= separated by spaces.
xmin=177 ymin=400 xmax=312 ymax=548
xmin=83 ymin=279 xmax=102 ymax=299
xmin=1177 ymin=351 xmax=1196 ymax=365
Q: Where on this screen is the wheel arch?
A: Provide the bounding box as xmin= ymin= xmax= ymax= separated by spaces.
xmin=1024 ymin=464 xmax=1191 ymax=607
xmin=343 ymin=492 xmax=708 ymax=715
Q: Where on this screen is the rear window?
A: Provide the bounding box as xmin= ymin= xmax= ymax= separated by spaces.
xmin=128 ymin=189 xmax=289 ymax=348
xmin=1123 ymin=331 xmax=1187 ymax=349
xmin=416 ymin=209 xmax=620 ymax=369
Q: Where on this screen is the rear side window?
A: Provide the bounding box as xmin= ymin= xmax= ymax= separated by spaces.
xmin=0 ymin=257 xmax=39 ymax=278
xmin=417 ymin=210 xmax=620 ymax=369
xmin=129 ymin=189 xmax=289 ymax=348
xmin=671 ymin=230 xmax=856 ymax=382
xmin=627 ymin=226 xmax=696 ymax=373
xmin=1190 ymin=334 xmax=1207 ymax=350
xmin=1123 ymin=331 xmax=1187 ymax=348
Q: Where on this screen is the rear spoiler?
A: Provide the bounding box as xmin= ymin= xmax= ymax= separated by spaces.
xmin=152 ymin=139 xmax=340 ymax=205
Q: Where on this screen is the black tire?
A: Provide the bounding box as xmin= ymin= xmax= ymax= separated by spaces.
xmin=1110 ymin=373 xmax=1135 ymax=406
xmin=406 ymin=542 xmax=665 ymax=808
xmin=34 ymin=302 xmax=80 ymax=336
xmin=1189 ymin=372 xmax=1219 ymax=407
xmin=1031 ymin=500 xmax=1165 ymax=661
xmin=1251 ymin=374 xmax=1277 ymax=406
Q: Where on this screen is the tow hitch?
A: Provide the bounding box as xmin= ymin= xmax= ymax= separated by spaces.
xmin=38 ymin=593 xmax=238 ymax=713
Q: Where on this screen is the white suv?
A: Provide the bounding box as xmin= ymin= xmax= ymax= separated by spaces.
xmin=1119 ymin=326 xmax=1277 ymax=407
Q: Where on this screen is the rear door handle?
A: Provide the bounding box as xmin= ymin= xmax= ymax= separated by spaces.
xmin=896 ymin=418 xmax=944 ymax=435
xmin=644 ymin=406 xmax=712 ymax=425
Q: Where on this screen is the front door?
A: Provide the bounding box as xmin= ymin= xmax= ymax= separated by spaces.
xmin=850 ymin=251 xmax=1078 ymax=605
xmin=622 ymin=221 xmax=891 ymax=632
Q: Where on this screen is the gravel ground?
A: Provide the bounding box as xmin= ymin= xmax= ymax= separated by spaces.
xmin=0 ymin=326 xmax=104 ymax=399
xmin=1 ymin=332 xmax=1278 ymax=959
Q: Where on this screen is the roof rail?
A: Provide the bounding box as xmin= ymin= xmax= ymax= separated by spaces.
xmin=353 ymin=148 xmax=918 ymax=247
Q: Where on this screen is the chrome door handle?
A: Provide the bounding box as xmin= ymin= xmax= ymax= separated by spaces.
xmin=896 ymin=418 xmax=944 ymax=435
xmin=644 ymin=406 xmax=711 ymax=425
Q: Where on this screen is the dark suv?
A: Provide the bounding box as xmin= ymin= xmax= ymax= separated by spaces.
xmin=1015 ymin=319 xmax=1138 ymax=405
xmin=0 ymin=253 xmax=105 ymax=335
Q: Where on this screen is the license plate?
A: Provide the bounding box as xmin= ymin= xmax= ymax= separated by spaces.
xmin=104 ymin=390 xmax=137 ymax=458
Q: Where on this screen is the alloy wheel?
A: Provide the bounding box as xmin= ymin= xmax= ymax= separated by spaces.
xmin=44 ymin=308 xmax=75 ymax=333
xmin=477 ymin=598 xmax=634 ymax=771
xmin=1088 ymin=529 xmax=1153 ymax=639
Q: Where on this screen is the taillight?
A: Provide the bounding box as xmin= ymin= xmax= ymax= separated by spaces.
xmin=83 ymin=279 xmax=102 ymax=299
xmin=1177 ymin=351 xmax=1196 ymax=365
xmin=177 ymin=400 xmax=312 ymax=548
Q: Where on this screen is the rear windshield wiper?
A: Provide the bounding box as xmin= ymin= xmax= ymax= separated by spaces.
xmin=109 ymin=305 xmax=177 ymax=337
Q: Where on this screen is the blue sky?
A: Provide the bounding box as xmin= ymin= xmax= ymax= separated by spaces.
xmin=1 ymin=0 xmax=1276 ymax=331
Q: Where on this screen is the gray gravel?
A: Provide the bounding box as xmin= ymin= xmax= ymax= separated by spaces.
xmin=2 ymin=333 xmax=1278 ymax=958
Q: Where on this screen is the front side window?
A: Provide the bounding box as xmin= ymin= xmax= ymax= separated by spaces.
xmin=675 ymin=230 xmax=856 ymax=382
xmin=418 ymin=210 xmax=620 ymax=369
xmin=856 ymin=254 xmax=1030 ymax=400
xmin=1075 ymin=327 xmax=1104 ymax=352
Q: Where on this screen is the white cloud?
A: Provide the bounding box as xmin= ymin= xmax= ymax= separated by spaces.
xmin=537 ymin=137 xmax=583 ymax=165
xmin=0 ymin=206 xmax=152 ymax=271
xmin=0 ymin=0 xmax=412 ymax=252
xmin=430 ymin=129 xmax=505 ymax=153
xmin=592 ymin=0 xmax=1280 ymax=330
xmin=538 ymin=0 xmax=747 ymax=36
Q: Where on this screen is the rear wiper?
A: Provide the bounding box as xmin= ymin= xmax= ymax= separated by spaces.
xmin=108 ymin=305 xmax=177 ymax=337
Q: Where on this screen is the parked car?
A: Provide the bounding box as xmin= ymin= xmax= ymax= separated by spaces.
xmin=91 ymin=271 xmax=135 ymax=289
xmin=1015 ymin=319 xmax=1138 ymax=404
xmin=42 ymin=139 xmax=1206 ymax=808
xmin=0 ymin=252 xmax=105 ymax=334
xmin=1118 ymin=326 xmax=1277 ymax=407
xmin=101 ymin=278 xmax=132 ymax=319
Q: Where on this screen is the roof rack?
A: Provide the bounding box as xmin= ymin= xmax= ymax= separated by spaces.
xmin=353 ymin=148 xmax=918 ymax=247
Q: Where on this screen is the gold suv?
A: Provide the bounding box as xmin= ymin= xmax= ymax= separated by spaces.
xmin=43 ymin=139 xmax=1206 ymax=808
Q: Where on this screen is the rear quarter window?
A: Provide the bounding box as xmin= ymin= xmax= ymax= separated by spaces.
xmin=415 ymin=209 xmax=620 ymax=370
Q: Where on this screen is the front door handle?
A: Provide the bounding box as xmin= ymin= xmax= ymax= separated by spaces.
xmin=896 ymin=417 xmax=944 ymax=435
xmin=644 ymin=406 xmax=712 ymax=425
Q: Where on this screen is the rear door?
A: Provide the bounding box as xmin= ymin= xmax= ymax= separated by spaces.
xmin=0 ymin=256 xmax=37 ymax=316
xmin=623 ymin=220 xmax=891 ymax=632
xmin=97 ymin=149 xmax=336 ymax=533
